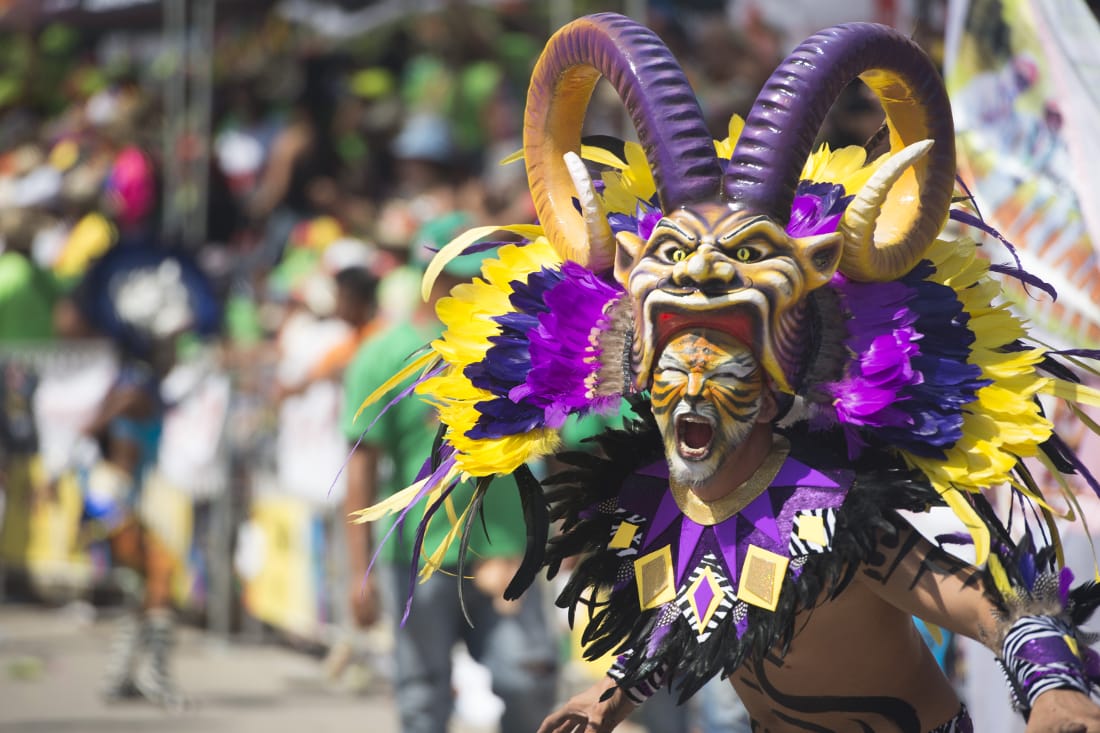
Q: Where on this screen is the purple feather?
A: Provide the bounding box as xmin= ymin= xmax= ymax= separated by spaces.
xmin=787 ymin=182 xmax=852 ymax=237
xmin=989 ymin=264 xmax=1058 ymax=301
xmin=469 ymin=262 xmax=625 ymax=439
xmin=1045 ymin=348 xmax=1100 ymax=359
xmin=950 ymin=208 xmax=1060 ymax=302
xmin=825 ymin=261 xmax=988 ymax=457
xmin=936 ymin=532 xmax=975 ymax=547
xmin=1049 ymin=433 xmax=1100 ymax=503
xmin=1060 ymin=566 xmax=1075 ymax=607
xmin=364 ymin=455 xmax=458 ymax=606
xmin=403 ymin=483 xmax=460 ymax=625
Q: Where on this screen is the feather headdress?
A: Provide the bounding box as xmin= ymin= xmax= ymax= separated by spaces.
xmin=350 ymin=15 xmax=1100 ymax=610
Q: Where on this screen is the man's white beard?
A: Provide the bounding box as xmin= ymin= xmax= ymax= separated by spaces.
xmin=665 ymin=416 xmax=757 ymax=489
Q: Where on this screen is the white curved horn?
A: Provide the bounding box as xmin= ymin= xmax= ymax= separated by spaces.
xmin=838 ymin=138 xmax=937 ymax=282
xmin=564 ymin=150 xmax=614 ymax=261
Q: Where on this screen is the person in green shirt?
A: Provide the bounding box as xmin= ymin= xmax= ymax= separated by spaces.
xmin=0 ymin=212 xmax=57 ymax=344
xmin=341 ymin=241 xmax=557 ymax=733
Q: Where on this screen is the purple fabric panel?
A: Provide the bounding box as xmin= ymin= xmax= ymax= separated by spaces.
xmin=644 ymin=489 xmax=683 ymax=550
xmin=775 ymin=483 xmax=850 ymax=551
xmin=740 ymin=491 xmax=781 ymax=544
xmin=676 ymin=518 xmax=706 ymax=583
xmin=619 ymin=471 xmax=667 ymax=516
xmin=637 ymin=461 xmax=669 ymax=479
xmin=713 ymin=517 xmax=740 ymax=580
xmin=773 ymin=457 xmax=840 ymax=488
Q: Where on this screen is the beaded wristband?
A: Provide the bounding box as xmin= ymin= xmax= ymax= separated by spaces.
xmin=607 ymin=655 xmax=668 ymax=705
xmin=998 ymin=614 xmax=1099 ymax=711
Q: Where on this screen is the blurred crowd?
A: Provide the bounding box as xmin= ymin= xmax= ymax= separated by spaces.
xmin=5 ymin=2 xmax=1053 ymax=732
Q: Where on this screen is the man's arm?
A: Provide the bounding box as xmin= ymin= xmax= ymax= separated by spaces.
xmin=856 ymin=517 xmax=994 ymax=641
xmin=857 ymin=517 xmax=1100 ymax=732
xmin=345 ymin=442 xmax=381 ymax=627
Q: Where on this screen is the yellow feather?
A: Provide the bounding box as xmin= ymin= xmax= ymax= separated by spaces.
xmin=1040 ymin=505 xmax=1065 ymax=568
xmin=1036 ymin=451 xmax=1100 ymax=581
xmin=623 ymin=142 xmax=657 ymax=201
xmin=1006 ymin=476 xmax=1069 ymax=518
xmin=713 ymin=115 xmax=745 ymax=159
xmin=348 ymin=478 xmax=430 ymax=523
xmin=581 ymin=145 xmax=628 ymax=169
xmin=986 ymin=553 xmax=1013 ymax=597
xmin=354 ymin=351 xmax=437 ymax=421
xmin=1068 ymin=403 xmax=1100 ymax=439
xmin=419 ymin=499 xmax=475 ymax=581
xmin=1042 ymin=379 xmax=1100 ymax=408
xmin=942 ymin=486 xmax=991 ymax=565
xmin=421 ymin=224 xmax=545 ymax=300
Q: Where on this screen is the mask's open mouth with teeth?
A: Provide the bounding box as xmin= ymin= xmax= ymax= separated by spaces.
xmin=675 ymin=414 xmax=715 ymax=460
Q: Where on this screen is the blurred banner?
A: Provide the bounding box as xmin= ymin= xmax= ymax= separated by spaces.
xmin=236 ymin=494 xmax=325 ymax=639
xmin=945 ymin=0 xmax=1100 ymax=350
xmin=1 ymin=345 xmax=113 ymax=596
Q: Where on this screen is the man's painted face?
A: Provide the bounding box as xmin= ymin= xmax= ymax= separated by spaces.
xmin=652 ymin=329 xmax=764 ymax=488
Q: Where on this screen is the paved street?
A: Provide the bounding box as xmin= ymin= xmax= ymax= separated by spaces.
xmin=0 ymin=603 xmax=402 ymax=733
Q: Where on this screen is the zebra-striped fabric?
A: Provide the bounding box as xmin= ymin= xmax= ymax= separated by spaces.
xmin=927 ymin=705 xmax=973 ymax=733
xmin=675 ymin=554 xmax=736 ymax=641
xmin=608 ymin=513 xmax=646 ymax=558
xmin=1000 ymin=614 xmax=1091 ymax=710
xmin=789 ymin=508 xmax=837 ymax=555
xmin=608 ymin=655 xmax=668 ymax=704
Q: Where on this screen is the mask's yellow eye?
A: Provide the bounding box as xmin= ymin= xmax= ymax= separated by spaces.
xmin=733 ymin=246 xmax=761 ymax=263
xmin=671 ymin=248 xmax=687 ymax=262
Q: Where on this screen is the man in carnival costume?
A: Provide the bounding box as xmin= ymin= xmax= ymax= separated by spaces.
xmin=77 ymin=243 xmax=219 ymax=707
xmin=349 ymin=14 xmax=1100 ymax=732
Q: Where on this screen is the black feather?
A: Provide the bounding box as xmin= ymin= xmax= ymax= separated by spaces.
xmin=504 ymin=464 xmax=550 ymax=600
xmin=457 ymin=476 xmax=492 ymax=626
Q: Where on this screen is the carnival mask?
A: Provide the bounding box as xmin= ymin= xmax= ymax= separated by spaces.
xmin=652 ymin=329 xmax=764 ymax=487
xmin=521 ymin=15 xmax=955 ymax=394
xmin=614 ymin=205 xmax=841 ymax=394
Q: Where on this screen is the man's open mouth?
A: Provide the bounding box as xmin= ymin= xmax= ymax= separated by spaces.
xmin=675 ymin=414 xmax=715 ymax=460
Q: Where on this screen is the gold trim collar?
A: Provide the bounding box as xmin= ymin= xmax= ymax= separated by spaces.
xmin=669 ymin=435 xmax=791 ymax=526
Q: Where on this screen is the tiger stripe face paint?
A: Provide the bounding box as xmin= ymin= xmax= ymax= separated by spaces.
xmin=652 ymin=329 xmax=764 ymax=488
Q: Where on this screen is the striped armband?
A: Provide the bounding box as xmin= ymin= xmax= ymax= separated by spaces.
xmin=998 ymin=614 xmax=1100 ymax=712
xmin=607 ymin=655 xmax=668 ymax=705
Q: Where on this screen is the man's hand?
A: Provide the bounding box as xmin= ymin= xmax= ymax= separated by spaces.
xmin=1027 ymin=689 xmax=1100 ymax=732
xmin=537 ymin=677 xmax=636 ymax=733
xmin=349 ymin=572 xmax=381 ymax=628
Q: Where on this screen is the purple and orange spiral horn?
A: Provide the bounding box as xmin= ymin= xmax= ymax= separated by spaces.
xmin=523 ymin=13 xmax=721 ymax=271
xmin=725 ymin=23 xmax=956 ymax=282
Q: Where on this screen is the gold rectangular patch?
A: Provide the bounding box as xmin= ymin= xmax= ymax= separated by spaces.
xmin=634 ymin=546 xmax=676 ymax=610
xmin=797 ymin=514 xmax=828 ymax=547
xmin=737 ymin=544 xmax=788 ymax=612
xmin=609 ymin=522 xmax=639 ymax=550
